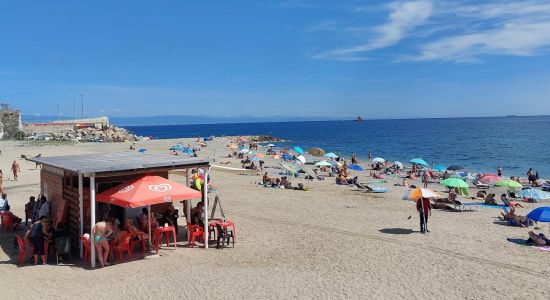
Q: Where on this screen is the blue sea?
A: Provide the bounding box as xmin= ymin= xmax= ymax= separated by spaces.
xmin=126 ymin=116 xmax=550 ymax=178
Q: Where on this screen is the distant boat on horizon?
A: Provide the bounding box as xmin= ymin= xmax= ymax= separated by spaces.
xmin=354 ymin=116 xmax=364 ymax=122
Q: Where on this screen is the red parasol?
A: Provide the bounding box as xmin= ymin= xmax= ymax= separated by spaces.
xmin=97 ymin=175 xmax=202 ymax=208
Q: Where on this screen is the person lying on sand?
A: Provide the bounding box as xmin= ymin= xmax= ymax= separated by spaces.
xmin=500 ymin=194 xmax=524 ymax=208
xmin=335 ymin=174 xmax=348 ymax=185
xmin=528 ymin=231 xmax=550 ymax=246
xmin=280 ymin=176 xmax=292 ymax=189
xmin=262 ymin=172 xmax=272 ymax=185
xmin=370 ymin=172 xmax=384 ymax=179
xmin=431 ymin=201 xmax=461 ymax=212
xmin=219 ymin=161 xmax=231 ymax=165
xmin=500 ymin=207 xmax=531 ymax=227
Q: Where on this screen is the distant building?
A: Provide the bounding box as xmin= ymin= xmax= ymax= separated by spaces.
xmin=0 ymin=103 xmax=23 ymax=139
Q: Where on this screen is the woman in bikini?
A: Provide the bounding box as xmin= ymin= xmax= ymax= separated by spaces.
xmin=528 ymin=231 xmax=550 ymax=246
xmin=124 ymin=218 xmax=149 ymax=242
xmin=92 ymin=219 xmax=113 ymax=267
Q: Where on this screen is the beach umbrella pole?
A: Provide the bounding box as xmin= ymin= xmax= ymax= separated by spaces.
xmin=148 ymin=205 xmax=152 ymax=251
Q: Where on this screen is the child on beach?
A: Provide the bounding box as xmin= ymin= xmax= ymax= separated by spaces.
xmin=11 ymin=161 xmax=20 ymax=181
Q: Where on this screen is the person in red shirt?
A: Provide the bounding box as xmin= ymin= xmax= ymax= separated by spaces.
xmin=416 ymin=197 xmax=431 ymax=233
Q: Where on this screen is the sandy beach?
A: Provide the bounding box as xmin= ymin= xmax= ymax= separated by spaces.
xmin=1 ymin=138 xmax=549 ymax=300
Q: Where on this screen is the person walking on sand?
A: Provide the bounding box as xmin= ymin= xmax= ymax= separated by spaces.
xmin=416 ymin=197 xmax=431 ymax=234
xmin=497 ymin=166 xmax=503 ymax=177
xmin=422 ymin=171 xmax=429 ymax=188
xmin=0 ymin=169 xmax=3 ymax=194
xmin=92 ymin=219 xmax=113 ymax=268
xmin=11 ymin=160 xmax=20 ymax=181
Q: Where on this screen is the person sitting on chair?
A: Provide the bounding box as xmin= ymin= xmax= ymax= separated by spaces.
xmin=124 ymin=218 xmax=149 ymax=243
xmin=162 ymin=203 xmax=179 ymax=233
xmin=139 ymin=207 xmax=158 ymax=233
xmin=191 ymin=201 xmax=205 ymax=228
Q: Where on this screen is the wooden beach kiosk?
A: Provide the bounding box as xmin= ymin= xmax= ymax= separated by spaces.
xmin=29 ymin=152 xmax=210 ymax=268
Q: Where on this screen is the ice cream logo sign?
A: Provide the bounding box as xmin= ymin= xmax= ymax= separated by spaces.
xmin=149 ymin=184 xmax=172 ymax=193
xmin=119 ymin=185 xmax=135 ymax=193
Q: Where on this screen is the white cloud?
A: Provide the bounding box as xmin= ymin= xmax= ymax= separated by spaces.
xmin=447 ymin=0 xmax=550 ymax=19
xmin=414 ymin=21 xmax=550 ymax=61
xmin=311 ymin=0 xmax=550 ymax=62
xmin=313 ymin=0 xmax=433 ymax=61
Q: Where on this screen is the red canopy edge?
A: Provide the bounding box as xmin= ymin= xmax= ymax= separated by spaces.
xmin=96 ymin=175 xmax=202 ymax=208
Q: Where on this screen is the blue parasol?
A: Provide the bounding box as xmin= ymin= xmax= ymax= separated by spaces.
xmin=348 ymin=164 xmax=364 ymax=171
xmin=170 ymin=145 xmax=185 ymax=151
xmin=282 ymin=154 xmax=294 ymax=161
xmin=432 ymin=165 xmax=447 ymax=171
xmin=527 ymin=207 xmax=550 ymax=222
xmin=293 ymin=146 xmax=304 ymax=155
xmin=409 ymin=158 xmax=428 ymax=166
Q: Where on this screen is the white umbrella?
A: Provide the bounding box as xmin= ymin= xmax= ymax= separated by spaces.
xmin=393 ymin=161 xmax=403 ymax=169
xmin=402 ymin=188 xmax=439 ymax=235
xmin=266 ymin=144 xmax=275 ymax=147
xmin=402 ymin=188 xmax=441 ymax=200
xmin=295 ymin=155 xmax=306 ymax=164
xmin=315 ymin=160 xmax=332 ymax=167
xmin=372 ymin=157 xmax=385 ymax=163
xmin=239 ymin=148 xmax=250 ymax=154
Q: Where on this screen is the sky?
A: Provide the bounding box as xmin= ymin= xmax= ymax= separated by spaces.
xmin=1 ymin=0 xmax=550 ymax=120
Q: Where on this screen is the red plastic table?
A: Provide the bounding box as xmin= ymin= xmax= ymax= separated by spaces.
xmin=154 ymin=226 xmax=177 ymax=253
xmin=209 ymin=220 xmax=236 ymax=241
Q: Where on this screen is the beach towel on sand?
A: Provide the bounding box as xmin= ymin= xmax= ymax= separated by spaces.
xmin=507 ymin=238 xmax=550 ymax=252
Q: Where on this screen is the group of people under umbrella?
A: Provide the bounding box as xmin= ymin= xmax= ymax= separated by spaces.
xmin=90 ymin=174 xmax=214 ymax=268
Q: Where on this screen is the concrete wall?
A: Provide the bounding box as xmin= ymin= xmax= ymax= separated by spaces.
xmin=23 ymin=116 xmax=111 ymax=135
xmin=23 ymin=124 xmax=75 ymax=135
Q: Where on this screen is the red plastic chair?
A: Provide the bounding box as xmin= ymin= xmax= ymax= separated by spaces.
xmin=1 ymin=212 xmax=13 ymax=231
xmin=80 ymin=234 xmax=91 ymax=263
xmin=111 ymin=233 xmax=133 ymax=260
xmin=130 ymin=233 xmax=148 ymax=254
xmin=186 ymin=222 xmax=204 ymax=247
xmin=16 ymin=236 xmax=33 ymax=265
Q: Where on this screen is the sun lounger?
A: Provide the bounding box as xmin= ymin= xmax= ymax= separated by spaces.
xmin=355 ymin=183 xmax=388 ymax=193
xmin=506 ymin=238 xmax=550 ymax=251
xmin=367 ymin=180 xmax=387 ymax=184
xmin=472 ymin=180 xmax=490 ymax=189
